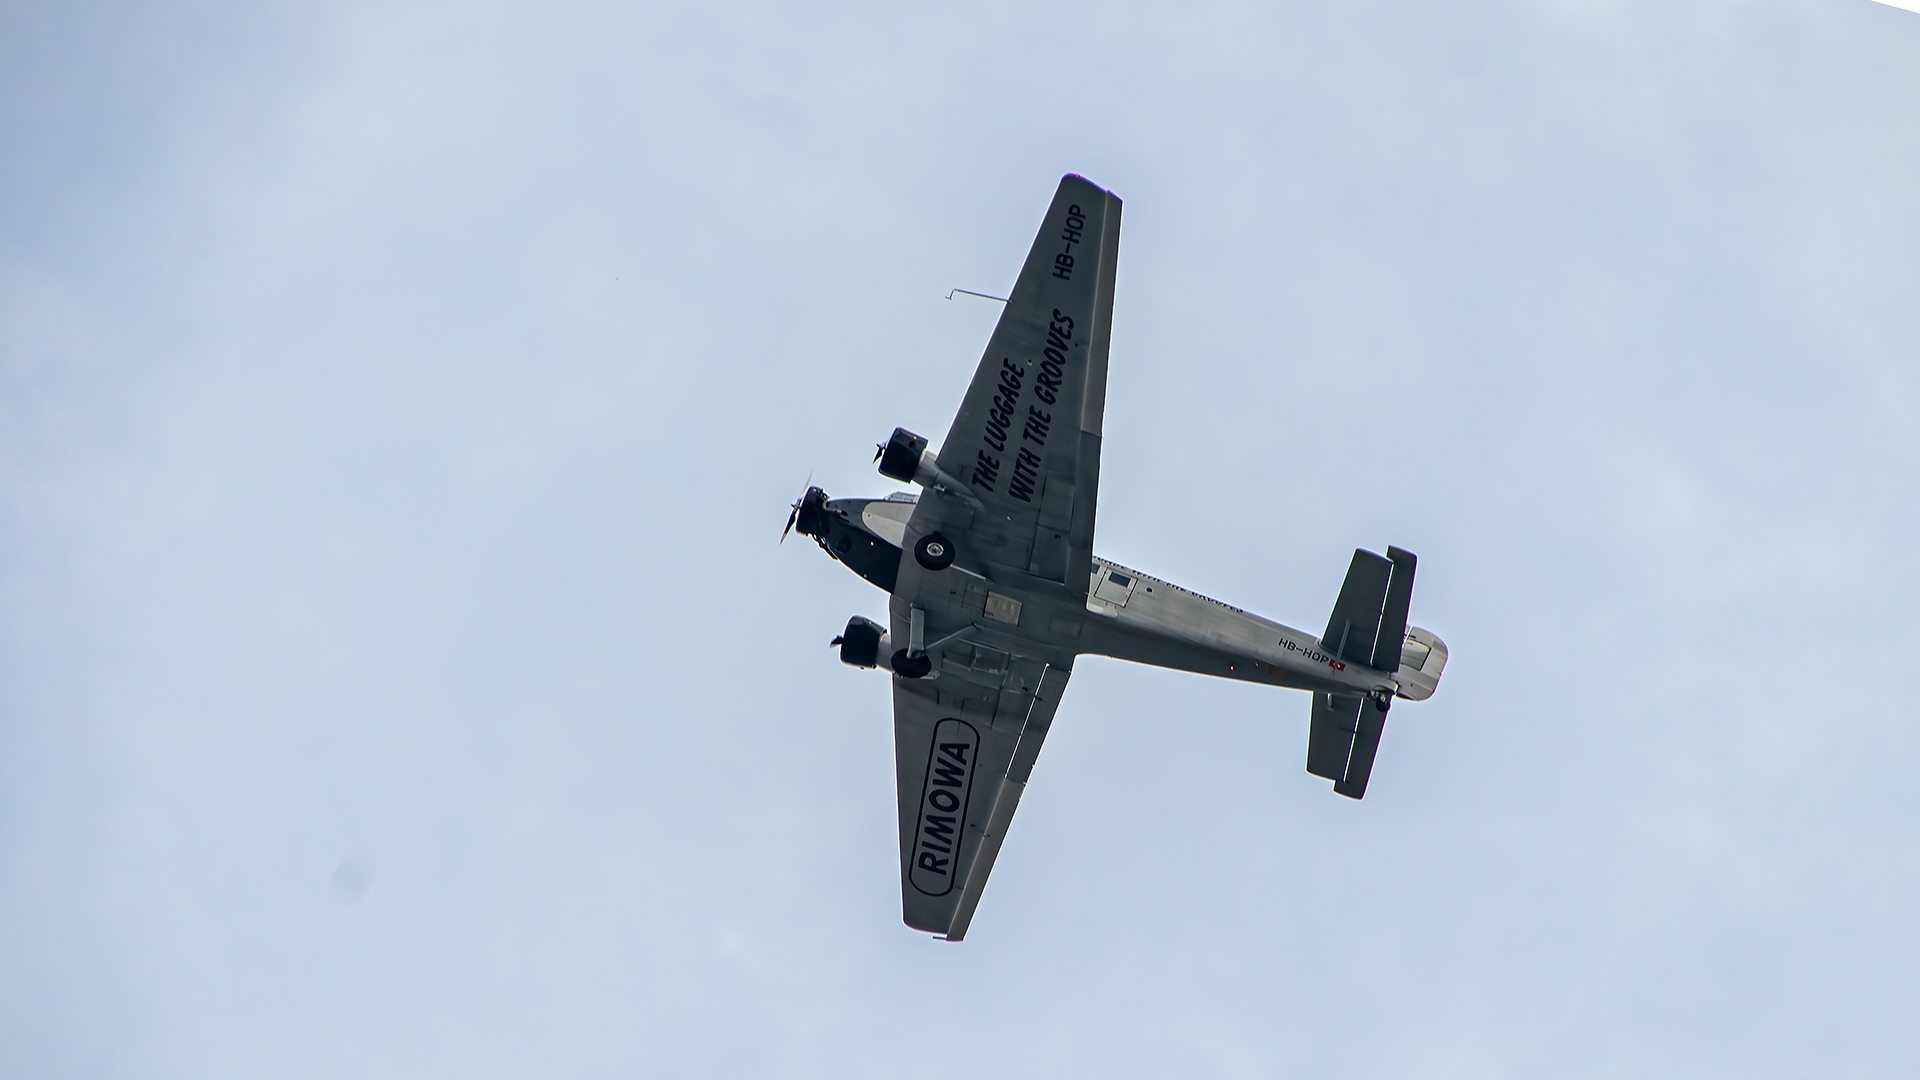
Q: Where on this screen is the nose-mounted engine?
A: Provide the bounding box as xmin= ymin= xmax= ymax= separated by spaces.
xmin=795 ymin=426 xmax=967 ymax=677
xmin=784 ymin=486 xmax=831 ymax=542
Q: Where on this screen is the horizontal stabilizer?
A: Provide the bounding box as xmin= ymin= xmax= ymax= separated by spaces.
xmin=1334 ymin=696 xmax=1389 ymax=799
xmin=1321 ymin=545 xmax=1422 ymax=673
xmin=1306 ymin=692 xmax=1390 ymax=800
xmin=1306 ymin=693 xmax=1362 ymax=781
xmin=1321 ymin=549 xmax=1391 ymax=666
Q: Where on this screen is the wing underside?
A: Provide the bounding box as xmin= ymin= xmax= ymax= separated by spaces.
xmin=913 ymin=174 xmax=1121 ymax=595
xmin=893 ymin=654 xmax=1070 ymax=939
xmin=887 ymin=174 xmax=1117 ymax=938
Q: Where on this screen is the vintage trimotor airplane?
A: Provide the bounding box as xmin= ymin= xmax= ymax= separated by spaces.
xmin=786 ymin=175 xmax=1448 ymax=940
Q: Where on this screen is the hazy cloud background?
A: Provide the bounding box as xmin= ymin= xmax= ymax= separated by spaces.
xmin=3 ymin=0 xmax=1918 ymax=1075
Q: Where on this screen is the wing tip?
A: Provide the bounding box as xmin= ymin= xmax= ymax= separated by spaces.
xmin=1060 ymin=173 xmax=1120 ymax=201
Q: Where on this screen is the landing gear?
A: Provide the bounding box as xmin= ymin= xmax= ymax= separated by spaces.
xmin=1369 ymin=689 xmax=1394 ymax=712
xmin=914 ymin=532 xmax=956 ymax=571
xmin=891 ymin=649 xmax=933 ymax=679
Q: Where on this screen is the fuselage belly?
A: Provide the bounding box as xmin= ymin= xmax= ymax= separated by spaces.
xmin=804 ymin=494 xmax=1404 ymax=701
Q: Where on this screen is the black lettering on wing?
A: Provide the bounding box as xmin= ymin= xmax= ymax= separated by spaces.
xmin=981 ymin=359 xmax=1026 ymax=454
xmin=1022 ymin=404 xmax=1052 ymax=447
xmin=971 ymin=449 xmax=1000 ymax=492
xmin=1007 ymin=447 xmax=1042 ymax=502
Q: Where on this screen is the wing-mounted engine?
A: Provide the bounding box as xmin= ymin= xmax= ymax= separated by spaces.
xmin=833 ymin=615 xmax=891 ymax=669
xmin=877 ymin=428 xmax=929 ymax=482
xmin=876 ymin=426 xmax=977 ymax=500
xmin=829 ymin=612 xmax=940 ymax=679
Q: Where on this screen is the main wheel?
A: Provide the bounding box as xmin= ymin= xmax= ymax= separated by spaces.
xmin=891 ymin=649 xmax=933 ymax=679
xmin=914 ymin=532 xmax=956 ymax=571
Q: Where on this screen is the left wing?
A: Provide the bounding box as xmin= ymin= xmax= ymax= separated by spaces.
xmin=892 ymin=645 xmax=1071 ymax=939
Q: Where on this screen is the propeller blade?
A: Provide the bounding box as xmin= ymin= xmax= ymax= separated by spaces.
xmin=781 ymin=471 xmax=815 ymax=544
xmin=873 ymin=443 xmax=885 ymax=463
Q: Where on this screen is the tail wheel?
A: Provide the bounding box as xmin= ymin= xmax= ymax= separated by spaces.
xmin=891 ymin=649 xmax=933 ymax=679
xmin=914 ymin=532 xmax=956 ymax=571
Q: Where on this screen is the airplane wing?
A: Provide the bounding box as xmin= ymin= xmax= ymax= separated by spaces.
xmin=891 ymin=646 xmax=1072 ymax=940
xmin=911 ymin=174 xmax=1122 ymax=592
xmin=885 ymin=174 xmax=1119 ymax=938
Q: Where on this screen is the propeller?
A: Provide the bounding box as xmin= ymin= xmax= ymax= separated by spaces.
xmin=873 ymin=442 xmax=885 ymax=463
xmin=781 ymin=472 xmax=814 ymax=544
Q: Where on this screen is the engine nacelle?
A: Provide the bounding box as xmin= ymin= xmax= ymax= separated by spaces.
xmin=835 ymin=615 xmax=891 ymax=669
xmin=876 ymin=426 xmax=976 ymax=497
xmin=877 ymin=427 xmax=928 ymax=483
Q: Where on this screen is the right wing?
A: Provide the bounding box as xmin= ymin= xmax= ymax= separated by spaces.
xmin=892 ymin=646 xmax=1072 ymax=940
xmin=911 ymin=174 xmax=1122 ymax=595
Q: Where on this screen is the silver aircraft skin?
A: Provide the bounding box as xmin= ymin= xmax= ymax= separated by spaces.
xmin=788 ymin=175 xmax=1448 ymax=940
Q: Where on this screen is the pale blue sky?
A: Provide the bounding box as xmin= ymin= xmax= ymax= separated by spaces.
xmin=4 ymin=1 xmax=1919 ymax=1076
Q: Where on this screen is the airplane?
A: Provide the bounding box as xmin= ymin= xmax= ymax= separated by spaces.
xmin=785 ymin=175 xmax=1448 ymax=941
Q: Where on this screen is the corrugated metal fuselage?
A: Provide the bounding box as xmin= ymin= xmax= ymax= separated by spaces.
xmin=807 ymin=495 xmax=1405 ymax=701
